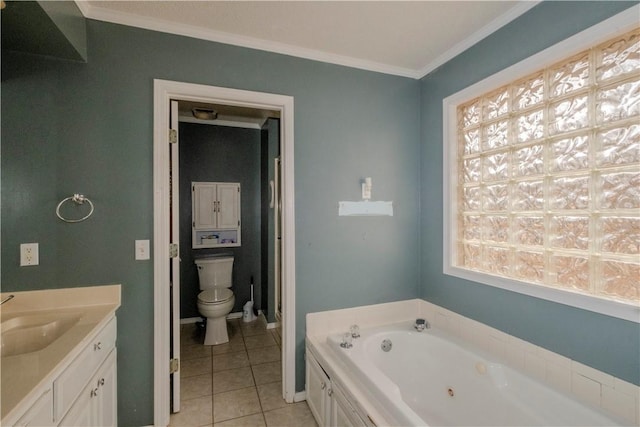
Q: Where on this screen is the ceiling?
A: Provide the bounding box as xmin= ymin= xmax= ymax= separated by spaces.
xmin=76 ymin=1 xmax=539 ymax=79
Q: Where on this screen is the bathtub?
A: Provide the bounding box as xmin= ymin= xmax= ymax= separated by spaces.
xmin=326 ymin=322 xmax=627 ymax=426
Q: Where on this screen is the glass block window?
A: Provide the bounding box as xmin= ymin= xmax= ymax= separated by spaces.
xmin=456 ymin=28 xmax=640 ymax=305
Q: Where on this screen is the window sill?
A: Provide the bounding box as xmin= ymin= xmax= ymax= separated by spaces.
xmin=444 ymin=265 xmax=640 ymax=323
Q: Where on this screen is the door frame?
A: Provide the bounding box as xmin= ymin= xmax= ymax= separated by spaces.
xmin=153 ymin=79 xmax=296 ymax=426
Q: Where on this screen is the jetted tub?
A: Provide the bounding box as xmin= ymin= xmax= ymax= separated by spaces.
xmin=327 ymin=322 xmax=627 ymax=426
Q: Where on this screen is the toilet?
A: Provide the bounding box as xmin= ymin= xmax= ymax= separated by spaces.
xmin=195 ymin=255 xmax=236 ymax=345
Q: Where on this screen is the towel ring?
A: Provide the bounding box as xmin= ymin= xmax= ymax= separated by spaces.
xmin=56 ymin=194 xmax=94 ymax=223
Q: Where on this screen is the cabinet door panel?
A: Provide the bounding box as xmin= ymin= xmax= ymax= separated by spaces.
xmin=193 ymin=184 xmax=217 ymax=229
xmin=96 ymin=350 xmax=117 ymax=426
xmin=59 ymin=382 xmax=93 ymax=427
xmin=332 ymin=384 xmax=366 ymax=427
xmin=306 ymin=353 xmax=329 ymax=426
xmin=217 ymin=184 xmax=240 ymax=229
xmin=14 ymin=389 xmax=53 ymax=427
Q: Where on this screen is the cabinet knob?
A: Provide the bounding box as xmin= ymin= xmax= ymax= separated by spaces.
xmin=98 ymin=378 xmax=105 ymax=387
xmin=91 ymin=388 xmax=99 ymax=398
xmin=94 ymin=342 xmax=102 ymax=351
xmin=327 ymin=388 xmax=333 ymax=397
xmin=320 ymin=381 xmax=326 ymax=390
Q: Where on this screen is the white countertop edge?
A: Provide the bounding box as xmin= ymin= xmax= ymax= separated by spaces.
xmin=0 ymin=284 xmax=121 ymax=313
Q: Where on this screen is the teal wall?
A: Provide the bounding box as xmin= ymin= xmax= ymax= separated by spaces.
xmin=420 ymin=1 xmax=640 ymax=386
xmin=4 ymin=3 xmax=637 ymax=426
xmin=1 ymin=18 xmax=420 ymax=426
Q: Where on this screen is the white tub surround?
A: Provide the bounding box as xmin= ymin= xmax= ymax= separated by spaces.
xmin=0 ymin=285 xmax=121 ymax=426
xmin=306 ymin=299 xmax=639 ymax=427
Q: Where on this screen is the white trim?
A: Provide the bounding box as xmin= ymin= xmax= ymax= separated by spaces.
xmin=77 ymin=2 xmax=417 ymax=79
xmin=442 ymin=6 xmax=640 ymax=324
xmin=153 ymin=82 xmax=171 ymax=427
xmin=75 ymin=0 xmax=536 ymax=80
xmin=154 ymin=79 xmax=297 ymax=426
xmin=265 ymin=321 xmax=280 ymax=330
xmin=179 ymin=317 xmax=201 ymax=324
xmin=417 ymin=1 xmax=541 ymax=78
xmin=293 ymin=391 xmax=307 ymax=403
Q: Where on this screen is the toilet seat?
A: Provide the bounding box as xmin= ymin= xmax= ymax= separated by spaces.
xmin=198 ymin=288 xmax=233 ymax=304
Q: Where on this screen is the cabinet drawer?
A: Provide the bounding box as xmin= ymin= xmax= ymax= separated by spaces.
xmin=54 ymin=317 xmax=116 ymax=422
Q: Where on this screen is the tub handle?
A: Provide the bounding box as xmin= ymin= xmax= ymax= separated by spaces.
xmin=350 ymin=324 xmax=360 ymax=338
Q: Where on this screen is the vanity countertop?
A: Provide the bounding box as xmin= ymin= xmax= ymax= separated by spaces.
xmin=0 ymin=285 xmax=121 ymax=423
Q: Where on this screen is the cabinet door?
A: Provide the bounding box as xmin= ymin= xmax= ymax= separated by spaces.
xmin=60 ymin=350 xmax=117 ymax=427
xmin=14 ymin=389 xmax=54 ymax=427
xmin=193 ymin=183 xmax=217 ymax=229
xmin=95 ymin=350 xmax=117 ymax=426
xmin=332 ymin=394 xmax=353 ymax=427
xmin=331 ymin=384 xmax=367 ymax=427
xmin=59 ymin=382 xmax=93 ymax=427
xmin=217 ymin=183 xmax=240 ymax=229
xmin=306 ymin=352 xmax=330 ymax=426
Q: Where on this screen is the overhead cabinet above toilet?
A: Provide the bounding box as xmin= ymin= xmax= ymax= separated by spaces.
xmin=192 ymin=182 xmax=241 ymax=248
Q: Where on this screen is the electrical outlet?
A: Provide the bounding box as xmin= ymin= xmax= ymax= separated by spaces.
xmin=20 ymin=243 xmax=39 ymax=266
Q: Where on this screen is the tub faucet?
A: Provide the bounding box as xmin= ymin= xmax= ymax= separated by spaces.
xmin=1 ymin=294 xmax=14 ymax=305
xmin=350 ymin=324 xmax=360 ymax=338
xmin=414 ymin=318 xmax=430 ymax=332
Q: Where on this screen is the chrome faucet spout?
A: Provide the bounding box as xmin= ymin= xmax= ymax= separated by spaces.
xmin=414 ymin=318 xmax=430 ymax=332
xmin=1 ymin=294 xmax=15 ymax=305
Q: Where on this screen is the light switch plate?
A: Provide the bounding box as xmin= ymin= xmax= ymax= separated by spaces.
xmin=135 ymin=240 xmax=150 ymax=260
xmin=20 ymin=243 xmax=39 ymax=266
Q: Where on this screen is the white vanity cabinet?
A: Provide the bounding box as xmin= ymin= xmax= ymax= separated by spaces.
xmin=4 ymin=317 xmax=117 ymax=427
xmin=192 ymin=182 xmax=241 ymax=248
xmin=306 ymin=349 xmax=370 ymax=427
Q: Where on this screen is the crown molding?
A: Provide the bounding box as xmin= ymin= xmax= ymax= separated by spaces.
xmin=417 ymin=1 xmax=541 ymax=79
xmin=75 ymin=0 xmax=420 ymax=79
xmin=75 ymin=0 xmax=539 ymax=80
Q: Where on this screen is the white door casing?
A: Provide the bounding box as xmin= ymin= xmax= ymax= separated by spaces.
xmin=170 ymin=100 xmax=181 ymax=413
xmin=153 ymin=79 xmax=296 ymax=427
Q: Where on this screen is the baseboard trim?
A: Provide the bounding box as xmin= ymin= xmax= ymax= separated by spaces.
xmin=180 ymin=312 xmax=247 ymax=324
xmin=266 ymin=321 xmax=280 ymax=330
xmin=293 ymin=391 xmax=306 ymax=402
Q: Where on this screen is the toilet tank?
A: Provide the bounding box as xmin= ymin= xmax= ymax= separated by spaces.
xmin=195 ymin=256 xmax=234 ymax=289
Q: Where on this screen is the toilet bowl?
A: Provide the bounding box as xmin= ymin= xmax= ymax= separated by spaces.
xmin=197 ymin=288 xmax=235 ymax=345
xmin=195 ymin=255 xmax=235 ymax=345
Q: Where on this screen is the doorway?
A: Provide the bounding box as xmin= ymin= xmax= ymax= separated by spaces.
xmin=153 ymin=80 xmax=296 ymax=427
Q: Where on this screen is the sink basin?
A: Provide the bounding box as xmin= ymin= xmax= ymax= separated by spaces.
xmin=1 ymin=312 xmax=81 ymax=357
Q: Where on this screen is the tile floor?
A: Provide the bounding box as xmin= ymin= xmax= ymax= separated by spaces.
xmin=169 ymin=317 xmax=317 ymax=427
